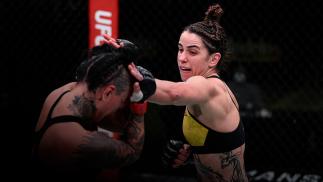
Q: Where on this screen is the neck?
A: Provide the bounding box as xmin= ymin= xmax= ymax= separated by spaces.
xmin=202 ymin=69 xmax=219 ymax=78
xmin=69 ymin=83 xmax=97 ymax=121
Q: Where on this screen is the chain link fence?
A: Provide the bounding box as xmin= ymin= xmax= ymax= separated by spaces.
xmin=7 ymin=0 xmax=322 ymax=180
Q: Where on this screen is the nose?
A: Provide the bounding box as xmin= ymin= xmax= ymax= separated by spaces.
xmin=178 ymin=52 xmax=187 ymax=63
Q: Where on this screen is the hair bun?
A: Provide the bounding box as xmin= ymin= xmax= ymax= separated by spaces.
xmin=204 ymin=3 xmax=224 ymax=23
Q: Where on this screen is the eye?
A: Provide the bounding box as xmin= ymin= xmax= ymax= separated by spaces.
xmin=189 ymin=50 xmax=198 ymax=55
xmin=178 ymin=47 xmax=183 ymax=53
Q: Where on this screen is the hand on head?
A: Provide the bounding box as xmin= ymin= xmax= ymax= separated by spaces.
xmin=129 ymin=65 xmax=157 ymax=103
xmin=102 ymin=34 xmax=156 ymax=103
xmin=128 ymin=63 xmax=143 ymax=81
xmin=103 ymin=34 xmax=123 ymax=48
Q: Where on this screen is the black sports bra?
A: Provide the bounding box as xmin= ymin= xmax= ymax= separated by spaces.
xmin=31 ymin=90 xmax=100 ymax=180
xmin=33 ymin=90 xmax=97 ymax=154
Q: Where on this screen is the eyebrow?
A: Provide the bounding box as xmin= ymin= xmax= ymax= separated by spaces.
xmin=178 ymin=43 xmax=200 ymax=50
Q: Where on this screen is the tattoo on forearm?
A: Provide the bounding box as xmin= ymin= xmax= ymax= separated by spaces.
xmin=73 ymin=131 xmax=142 ymax=170
xmin=123 ymin=116 xmax=145 ymax=154
xmin=75 ymin=133 xmax=123 ymax=167
xmin=70 ymin=98 xmax=145 ymax=170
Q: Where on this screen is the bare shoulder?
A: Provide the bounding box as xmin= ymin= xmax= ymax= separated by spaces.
xmin=186 ymin=76 xmax=217 ymax=91
xmin=186 ymin=75 xmax=208 ymax=83
xmin=187 ymin=76 xmax=227 ymax=96
xmin=45 ymin=82 xmax=77 ymax=105
xmin=36 ymin=82 xmax=77 ymax=129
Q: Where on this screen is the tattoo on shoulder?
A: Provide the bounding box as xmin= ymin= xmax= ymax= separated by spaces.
xmin=68 ymin=95 xmax=96 ymax=119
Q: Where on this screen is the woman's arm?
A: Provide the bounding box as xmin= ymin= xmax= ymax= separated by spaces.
xmin=149 ymin=76 xmax=216 ymax=106
xmin=72 ymin=114 xmax=145 ymax=169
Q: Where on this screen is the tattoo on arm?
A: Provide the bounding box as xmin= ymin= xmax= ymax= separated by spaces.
xmin=72 ymin=115 xmax=145 ymax=170
xmin=124 ymin=115 xmax=145 ymax=155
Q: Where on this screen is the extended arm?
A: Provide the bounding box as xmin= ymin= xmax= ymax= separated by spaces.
xmin=148 ymin=76 xmax=216 ymax=106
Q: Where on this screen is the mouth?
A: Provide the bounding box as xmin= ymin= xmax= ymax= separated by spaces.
xmin=179 ymin=66 xmax=191 ymax=72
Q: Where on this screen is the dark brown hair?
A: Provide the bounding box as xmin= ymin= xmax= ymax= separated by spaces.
xmin=75 ymin=43 xmax=138 ymax=93
xmin=183 ymin=3 xmax=228 ymax=72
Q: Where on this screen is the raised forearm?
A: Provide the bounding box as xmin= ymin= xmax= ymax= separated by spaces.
xmin=123 ymin=115 xmax=145 ymax=163
xmin=73 ymin=115 xmax=144 ymax=169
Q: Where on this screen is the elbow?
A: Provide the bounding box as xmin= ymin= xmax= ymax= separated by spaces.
xmin=167 ymin=90 xmax=184 ymax=106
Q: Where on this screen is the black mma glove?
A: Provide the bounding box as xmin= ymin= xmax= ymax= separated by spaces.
xmin=136 ymin=66 xmax=156 ymax=103
xmin=161 ymin=140 xmax=184 ymax=168
xmin=117 ymin=39 xmax=140 ymax=62
xmin=113 ymin=39 xmax=156 ymax=102
xmin=115 ymin=39 xmax=156 ymax=103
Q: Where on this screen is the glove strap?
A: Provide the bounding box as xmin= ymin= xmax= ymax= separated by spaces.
xmin=130 ymin=101 xmax=147 ymax=116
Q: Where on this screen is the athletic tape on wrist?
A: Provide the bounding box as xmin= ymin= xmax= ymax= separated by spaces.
xmin=130 ymin=90 xmax=143 ymax=102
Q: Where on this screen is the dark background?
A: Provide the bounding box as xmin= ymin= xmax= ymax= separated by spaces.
xmin=2 ymin=0 xmax=322 ymax=180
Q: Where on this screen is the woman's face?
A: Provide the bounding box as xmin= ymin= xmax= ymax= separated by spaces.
xmin=109 ymin=84 xmax=132 ymax=114
xmin=98 ymin=83 xmax=132 ymax=129
xmin=177 ymin=31 xmax=212 ymax=81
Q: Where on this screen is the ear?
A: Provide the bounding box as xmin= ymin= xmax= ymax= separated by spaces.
xmin=101 ymin=85 xmax=116 ymax=101
xmin=208 ymin=52 xmax=221 ymax=68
